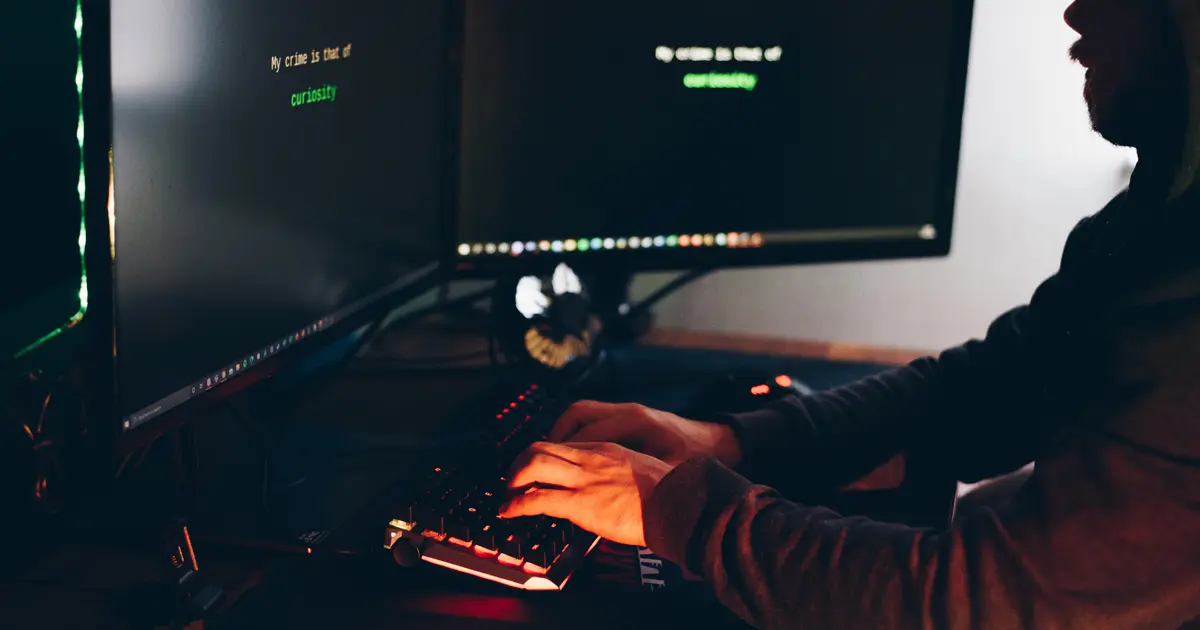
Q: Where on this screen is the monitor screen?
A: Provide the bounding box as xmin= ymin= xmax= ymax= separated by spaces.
xmin=455 ymin=0 xmax=968 ymax=267
xmin=110 ymin=0 xmax=450 ymax=431
xmin=1 ymin=0 xmax=86 ymax=359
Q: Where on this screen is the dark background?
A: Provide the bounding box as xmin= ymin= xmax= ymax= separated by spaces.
xmin=110 ymin=0 xmax=449 ymax=419
xmin=458 ymin=0 xmax=963 ymax=245
xmin=0 ymin=0 xmax=85 ymax=358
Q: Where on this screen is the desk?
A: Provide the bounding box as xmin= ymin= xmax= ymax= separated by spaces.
xmin=217 ymin=551 xmax=744 ymax=630
xmin=3 ymin=329 xmax=906 ymax=630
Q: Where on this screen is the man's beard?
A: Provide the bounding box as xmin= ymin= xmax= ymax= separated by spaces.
xmin=1087 ymin=69 xmax=1186 ymax=151
xmin=1086 ymin=80 xmax=1140 ymax=148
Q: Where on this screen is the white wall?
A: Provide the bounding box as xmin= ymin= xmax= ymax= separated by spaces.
xmin=637 ymin=0 xmax=1137 ymax=351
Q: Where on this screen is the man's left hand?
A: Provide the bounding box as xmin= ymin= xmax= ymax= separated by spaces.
xmin=500 ymin=441 xmax=674 ymax=547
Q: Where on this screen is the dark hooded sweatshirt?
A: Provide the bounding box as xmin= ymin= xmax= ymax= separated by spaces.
xmin=641 ymin=4 xmax=1200 ymax=628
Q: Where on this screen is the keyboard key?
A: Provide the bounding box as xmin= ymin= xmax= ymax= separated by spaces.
xmin=524 ymin=542 xmax=552 ymax=568
xmin=444 ymin=519 xmax=471 ymax=541
xmin=473 ymin=524 xmax=498 ymax=549
xmin=412 ymin=507 xmax=441 ymax=531
xmin=546 ymin=520 xmax=567 ymax=544
xmin=499 ymin=534 xmax=523 ymax=559
xmin=384 ymin=386 xmax=602 ymax=587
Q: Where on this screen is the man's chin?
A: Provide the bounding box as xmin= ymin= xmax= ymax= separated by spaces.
xmin=1091 ymin=118 xmax=1138 ymax=147
xmin=1087 ymin=97 xmax=1139 ymax=148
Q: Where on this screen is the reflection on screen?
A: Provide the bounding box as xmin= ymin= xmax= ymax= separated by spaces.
xmin=111 ymin=0 xmax=447 ymax=429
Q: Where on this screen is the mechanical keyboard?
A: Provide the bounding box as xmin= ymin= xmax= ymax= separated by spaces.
xmin=383 ymin=382 xmax=600 ymax=590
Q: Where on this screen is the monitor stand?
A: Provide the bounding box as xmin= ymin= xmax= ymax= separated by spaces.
xmin=118 ymin=520 xmax=227 ymax=630
xmin=171 ymin=408 xmax=373 ymax=558
xmin=589 ymin=269 xmax=713 ymax=345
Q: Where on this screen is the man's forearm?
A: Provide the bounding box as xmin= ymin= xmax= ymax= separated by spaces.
xmin=718 ymin=298 xmax=1076 ymax=495
xmin=643 ymin=455 xmax=1200 ymax=630
xmin=717 ymin=360 xmax=947 ymax=496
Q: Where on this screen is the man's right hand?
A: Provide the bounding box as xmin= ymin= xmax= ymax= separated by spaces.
xmin=548 ymin=400 xmax=742 ymax=468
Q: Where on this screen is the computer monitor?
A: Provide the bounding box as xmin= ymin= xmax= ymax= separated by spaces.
xmin=454 ymin=0 xmax=971 ymax=272
xmin=2 ymin=1 xmax=88 ymax=360
xmin=97 ymin=0 xmax=453 ymax=436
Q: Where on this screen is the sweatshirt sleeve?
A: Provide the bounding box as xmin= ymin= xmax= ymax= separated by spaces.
xmin=722 ymin=272 xmax=1077 ymax=491
xmin=642 ymin=451 xmax=1200 ymax=630
xmin=718 ymin=212 xmax=1116 ymax=492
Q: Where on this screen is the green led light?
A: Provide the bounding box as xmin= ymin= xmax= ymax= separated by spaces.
xmin=577 ymin=239 xmax=590 ymax=252
xmin=667 ymin=235 xmax=679 ymax=247
xmin=14 ymin=0 xmax=88 ymax=359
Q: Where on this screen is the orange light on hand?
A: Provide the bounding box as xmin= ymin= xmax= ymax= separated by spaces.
xmin=750 ymin=384 xmax=771 ymax=395
xmin=775 ymin=375 xmax=792 ymax=388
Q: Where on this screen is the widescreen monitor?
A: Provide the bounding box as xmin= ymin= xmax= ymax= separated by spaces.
xmin=455 ymin=0 xmax=971 ymax=271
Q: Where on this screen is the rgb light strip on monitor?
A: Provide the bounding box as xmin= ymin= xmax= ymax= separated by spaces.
xmin=457 ymin=225 xmax=939 ymax=259
xmin=7 ymin=0 xmax=89 ymax=360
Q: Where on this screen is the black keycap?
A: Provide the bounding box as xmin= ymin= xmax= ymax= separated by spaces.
xmin=524 ymin=542 xmax=552 ymax=568
xmin=540 ymin=522 xmax=562 ymax=547
xmin=477 ymin=488 xmax=503 ymax=510
xmin=499 ymin=534 xmax=523 ymax=558
xmin=412 ymin=506 xmax=441 ymax=531
xmin=460 ymin=503 xmax=484 ymax=526
xmin=472 ymin=525 xmax=499 ymax=549
xmin=509 ymin=517 xmax=541 ymax=537
xmin=444 ymin=518 xmax=471 ymax=541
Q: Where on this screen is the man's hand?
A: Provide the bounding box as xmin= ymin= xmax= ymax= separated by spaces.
xmin=500 ymin=441 xmax=673 ymax=547
xmin=548 ymin=400 xmax=742 ymax=467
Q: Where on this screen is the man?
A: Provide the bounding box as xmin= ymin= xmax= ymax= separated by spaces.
xmin=501 ymin=0 xmax=1200 ymax=627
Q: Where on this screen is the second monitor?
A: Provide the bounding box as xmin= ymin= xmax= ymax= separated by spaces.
xmin=455 ymin=0 xmax=971 ymax=271
xmin=106 ymin=0 xmax=452 ymax=434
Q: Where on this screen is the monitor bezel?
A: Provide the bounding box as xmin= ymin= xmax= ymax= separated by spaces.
xmin=449 ymin=0 xmax=972 ymax=276
xmin=82 ymin=0 xmax=460 ymax=460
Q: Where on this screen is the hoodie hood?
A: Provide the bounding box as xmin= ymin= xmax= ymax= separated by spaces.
xmin=1163 ymin=0 xmax=1200 ymax=199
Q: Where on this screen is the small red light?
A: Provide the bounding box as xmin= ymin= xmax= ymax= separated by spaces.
xmin=510 ymin=403 xmax=518 ymax=409
xmin=775 ymin=375 xmax=792 ymax=388
xmin=518 ymin=395 xmax=525 ymax=401
xmin=531 ymin=384 xmax=538 ymax=390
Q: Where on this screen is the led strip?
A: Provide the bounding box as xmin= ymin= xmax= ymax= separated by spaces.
xmin=458 ymin=232 xmax=764 ymax=257
xmin=13 ymin=1 xmax=88 ymax=359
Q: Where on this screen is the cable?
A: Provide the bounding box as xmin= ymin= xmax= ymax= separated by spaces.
xmin=386 ymin=284 xmax=494 ymax=335
xmin=623 ymin=268 xmax=714 ymax=322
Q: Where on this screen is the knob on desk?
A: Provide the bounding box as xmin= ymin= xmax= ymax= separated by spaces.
xmin=392 ymin=537 xmax=423 ymax=567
